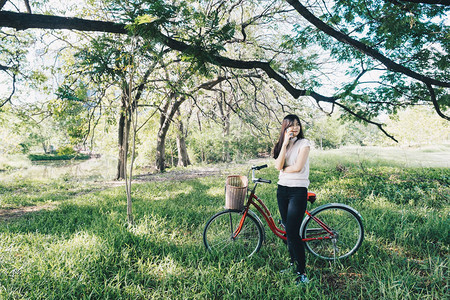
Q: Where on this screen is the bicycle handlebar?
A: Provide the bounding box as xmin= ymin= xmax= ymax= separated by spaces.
xmin=252 ymin=164 xmax=267 ymax=170
xmin=255 ymin=178 xmax=272 ymax=184
xmin=251 ymin=164 xmax=272 ymax=184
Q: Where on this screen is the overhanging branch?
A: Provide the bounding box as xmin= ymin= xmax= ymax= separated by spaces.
xmin=0 ymin=64 xmax=10 ymax=71
xmin=0 ymin=0 xmax=7 ymax=11
xmin=334 ymin=101 xmax=399 ymax=142
xmin=398 ymin=0 xmax=450 ymax=5
xmin=426 ymin=83 xmax=450 ymax=121
xmin=0 ymin=11 xmax=310 ymax=99
xmin=284 ymin=0 xmax=450 ymax=88
xmin=0 ymin=10 xmax=401 ymax=140
xmin=0 ymin=71 xmax=16 ymax=108
xmin=307 ymin=90 xmax=397 ymax=141
xmin=0 ymin=11 xmax=127 ymax=33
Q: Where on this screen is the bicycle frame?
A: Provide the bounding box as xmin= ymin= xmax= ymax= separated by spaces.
xmin=233 ymin=182 xmax=335 ymax=243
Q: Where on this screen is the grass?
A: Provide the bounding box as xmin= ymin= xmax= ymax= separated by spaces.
xmin=0 ymin=179 xmax=101 ymax=209
xmin=311 ymin=144 xmax=450 ymax=168
xmin=0 ymin=149 xmax=448 ymax=299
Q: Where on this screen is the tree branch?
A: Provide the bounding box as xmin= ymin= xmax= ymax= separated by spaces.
xmin=284 ymin=0 xmax=450 ymax=88
xmin=0 ymin=71 xmax=16 ymax=108
xmin=0 ymin=11 xmax=127 ymax=33
xmin=0 ymin=64 xmax=10 ymax=71
xmin=397 ymin=0 xmax=450 ymax=5
xmin=0 ymin=12 xmax=306 ymax=97
xmin=334 ymin=101 xmax=399 ymax=142
xmin=0 ymin=10 xmax=402 ymax=140
xmin=426 ymin=83 xmax=450 ymax=120
xmin=24 ymin=0 xmax=31 ymax=13
xmin=385 ymin=0 xmax=413 ymax=11
xmin=0 ymin=0 xmax=7 ymax=11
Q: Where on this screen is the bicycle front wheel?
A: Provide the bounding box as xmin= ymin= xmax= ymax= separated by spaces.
xmin=203 ymin=210 xmax=264 ymax=259
xmin=301 ymin=205 xmax=364 ymax=260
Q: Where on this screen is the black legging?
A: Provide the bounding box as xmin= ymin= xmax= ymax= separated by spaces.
xmin=277 ymin=185 xmax=308 ymax=274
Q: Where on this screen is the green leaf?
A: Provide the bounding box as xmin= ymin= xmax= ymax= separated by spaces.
xmin=135 ymin=14 xmax=159 ymax=25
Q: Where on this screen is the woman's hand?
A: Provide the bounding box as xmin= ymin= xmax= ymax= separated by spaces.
xmin=283 ymin=146 xmax=310 ymax=173
xmin=275 ymin=129 xmax=292 ymax=170
xmin=282 ymin=129 xmax=293 ymax=146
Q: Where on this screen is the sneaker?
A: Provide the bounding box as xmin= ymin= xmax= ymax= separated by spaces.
xmin=280 ymin=263 xmax=295 ymax=274
xmin=295 ymin=273 xmax=309 ymax=284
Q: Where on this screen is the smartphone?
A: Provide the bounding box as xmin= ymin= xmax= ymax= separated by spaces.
xmin=286 ymin=129 xmax=293 ymax=139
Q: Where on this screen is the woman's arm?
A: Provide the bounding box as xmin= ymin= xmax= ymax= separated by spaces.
xmin=283 ymin=146 xmax=310 ymax=173
xmin=274 ymin=145 xmax=287 ymax=170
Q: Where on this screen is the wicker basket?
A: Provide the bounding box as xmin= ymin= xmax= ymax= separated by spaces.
xmin=225 ymin=175 xmax=248 ymax=210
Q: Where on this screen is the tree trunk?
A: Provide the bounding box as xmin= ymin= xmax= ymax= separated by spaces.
xmin=176 ymin=108 xmax=191 ymax=167
xmin=115 ymin=66 xmax=151 ymax=180
xmin=116 ymin=95 xmax=131 ymax=180
xmin=217 ymin=88 xmax=232 ymax=162
xmin=222 ymin=121 xmax=231 ymax=162
xmin=195 ymin=111 xmax=205 ymax=162
xmin=155 ymin=128 xmax=167 ymax=171
xmin=155 ymin=94 xmax=185 ymax=172
xmin=155 ymin=98 xmax=170 ymax=172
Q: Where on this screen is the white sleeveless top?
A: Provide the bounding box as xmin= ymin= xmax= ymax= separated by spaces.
xmin=278 ymin=138 xmax=311 ymax=188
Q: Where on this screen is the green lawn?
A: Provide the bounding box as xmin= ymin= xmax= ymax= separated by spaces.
xmin=0 ymin=149 xmax=448 ymax=299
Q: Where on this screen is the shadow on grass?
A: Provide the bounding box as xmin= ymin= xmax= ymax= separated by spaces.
xmin=0 ymin=178 xmax=235 ymax=298
xmin=0 ymin=180 xmax=104 ymax=210
xmin=0 ymin=170 xmax=448 ymax=298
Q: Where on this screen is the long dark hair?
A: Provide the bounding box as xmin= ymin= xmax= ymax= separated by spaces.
xmin=273 ymin=114 xmax=304 ymax=159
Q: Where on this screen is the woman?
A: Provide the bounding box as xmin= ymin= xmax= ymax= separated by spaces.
xmin=273 ymin=114 xmax=311 ymax=284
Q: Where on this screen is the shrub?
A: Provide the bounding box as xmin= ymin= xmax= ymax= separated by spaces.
xmin=28 ymin=153 xmax=90 ymax=161
xmin=57 ymin=145 xmax=77 ymax=156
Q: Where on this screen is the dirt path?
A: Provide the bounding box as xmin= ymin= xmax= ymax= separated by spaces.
xmin=133 ymin=168 xmax=223 ymax=182
xmin=0 ymin=203 xmax=58 ymax=222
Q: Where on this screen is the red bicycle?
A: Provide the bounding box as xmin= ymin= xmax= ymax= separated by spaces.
xmin=203 ymin=164 xmax=364 ymax=260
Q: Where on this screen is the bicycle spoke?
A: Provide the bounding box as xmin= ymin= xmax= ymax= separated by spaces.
xmin=228 ymin=213 xmax=234 ymax=235
xmin=209 ymin=237 xmax=232 ymax=249
xmin=331 ymin=217 xmax=353 ymax=232
xmin=203 ymin=210 xmax=264 ymax=259
xmin=302 ymin=206 xmax=363 ymax=260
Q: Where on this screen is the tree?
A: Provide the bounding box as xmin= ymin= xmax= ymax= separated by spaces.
xmin=56 ymin=31 xmax=163 ymax=179
xmin=308 ymin=115 xmax=345 ymax=149
xmin=384 ymin=106 xmax=450 ymax=145
xmin=175 ymin=107 xmax=191 ymax=167
xmin=0 ymin=108 xmax=66 ymax=154
xmin=0 ymin=25 xmax=41 ymax=108
xmin=1 ymin=0 xmax=448 ymax=140
xmin=284 ymin=0 xmax=449 ymax=124
xmin=155 ymin=92 xmax=184 ymax=172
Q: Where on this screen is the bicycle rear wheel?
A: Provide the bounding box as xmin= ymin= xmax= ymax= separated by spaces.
xmin=203 ymin=210 xmax=264 ymax=259
xmin=301 ymin=205 xmax=364 ymax=260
